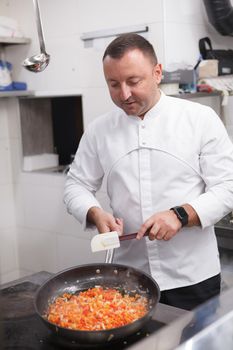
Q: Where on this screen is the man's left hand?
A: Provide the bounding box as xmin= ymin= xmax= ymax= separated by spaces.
xmin=137 ymin=210 xmax=182 ymax=241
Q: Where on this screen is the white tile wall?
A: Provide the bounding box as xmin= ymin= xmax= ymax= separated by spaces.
xmin=13 ymin=182 xmax=25 ymax=227
xmin=0 ymin=270 xmax=21 ymax=284
xmin=74 ymin=0 xmax=164 ymax=33
xmin=73 ymin=45 xmax=107 ymax=89
xmin=164 ymin=0 xmax=206 ymax=24
xmin=163 ymin=22 xmax=210 ymax=67
xmin=56 ymin=235 xmax=105 ymax=271
xmin=0 ymin=184 xmax=15 ymax=229
xmin=0 ymin=227 xmax=18 ymax=272
xmin=22 ymin=183 xmax=66 ymax=232
xmin=17 ymin=227 xmax=57 ymax=273
xmin=8 ymin=137 xmax=23 ymax=183
xmin=81 ymin=87 xmax=115 ymax=128
xmin=0 ymin=138 xmax=12 ymax=184
xmin=0 ymin=103 xmax=8 ymax=138
xmin=6 ymin=98 xmax=21 ymax=139
xmin=20 ymin=176 xmax=89 ymax=239
xmin=0 ymin=98 xmax=20 ymax=282
xmin=0 ymin=227 xmax=19 ymax=283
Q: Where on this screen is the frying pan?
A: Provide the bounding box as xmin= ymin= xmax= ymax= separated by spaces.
xmin=34 ymin=263 xmax=160 ymax=345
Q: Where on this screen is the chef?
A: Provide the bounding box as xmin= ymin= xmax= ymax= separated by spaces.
xmin=64 ymin=33 xmax=233 ymax=310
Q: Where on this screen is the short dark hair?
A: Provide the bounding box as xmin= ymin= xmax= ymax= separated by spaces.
xmin=102 ymin=33 xmax=158 ymax=64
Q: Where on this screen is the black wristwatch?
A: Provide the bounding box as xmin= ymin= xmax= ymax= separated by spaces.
xmin=170 ymin=206 xmax=189 ymax=227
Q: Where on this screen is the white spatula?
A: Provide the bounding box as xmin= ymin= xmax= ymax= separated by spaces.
xmin=91 ymin=231 xmax=147 ymax=252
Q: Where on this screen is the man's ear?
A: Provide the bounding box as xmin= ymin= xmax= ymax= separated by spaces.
xmin=153 ymin=63 xmax=163 ymax=84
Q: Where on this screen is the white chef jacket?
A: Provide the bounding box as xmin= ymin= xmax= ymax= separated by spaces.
xmin=64 ymin=92 xmax=233 ymax=290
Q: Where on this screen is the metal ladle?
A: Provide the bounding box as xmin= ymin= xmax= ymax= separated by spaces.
xmin=22 ymin=0 xmax=50 ymax=73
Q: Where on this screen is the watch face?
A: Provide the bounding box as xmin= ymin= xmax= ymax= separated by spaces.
xmin=177 ymin=207 xmax=187 ymax=218
xmin=171 ymin=207 xmax=188 ymax=226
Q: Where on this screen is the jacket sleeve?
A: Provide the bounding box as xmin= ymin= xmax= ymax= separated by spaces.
xmin=63 ymin=126 xmax=104 ymax=230
xmin=188 ymin=107 xmax=233 ymax=228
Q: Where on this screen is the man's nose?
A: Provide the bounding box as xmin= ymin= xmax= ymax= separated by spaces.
xmin=120 ymin=84 xmax=131 ymax=101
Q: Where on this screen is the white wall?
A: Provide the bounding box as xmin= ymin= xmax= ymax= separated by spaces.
xmin=163 ymin=0 xmax=233 ymax=68
xmin=0 ymin=99 xmax=19 ymax=283
xmin=0 ymin=0 xmax=233 ymax=283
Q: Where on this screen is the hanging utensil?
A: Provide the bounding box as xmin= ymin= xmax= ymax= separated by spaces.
xmin=22 ymin=0 xmax=50 ymax=73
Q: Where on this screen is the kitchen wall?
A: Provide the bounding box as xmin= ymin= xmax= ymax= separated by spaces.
xmin=0 ymin=0 xmax=233 ymax=283
xmin=162 ymin=0 xmax=233 ymax=68
xmin=0 ymin=99 xmax=19 ymax=283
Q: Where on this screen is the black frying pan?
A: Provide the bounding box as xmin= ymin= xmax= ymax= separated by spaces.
xmin=34 ymin=263 xmax=160 ymax=345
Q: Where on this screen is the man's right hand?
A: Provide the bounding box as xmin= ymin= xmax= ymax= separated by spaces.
xmin=87 ymin=207 xmax=123 ymax=234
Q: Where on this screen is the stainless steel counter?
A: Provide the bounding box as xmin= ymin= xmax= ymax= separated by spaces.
xmin=215 ymin=214 xmax=233 ymax=251
xmin=128 ymin=286 xmax=233 ymax=350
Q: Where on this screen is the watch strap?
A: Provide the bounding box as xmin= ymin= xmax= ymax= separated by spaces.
xmin=170 ymin=206 xmax=189 ymax=227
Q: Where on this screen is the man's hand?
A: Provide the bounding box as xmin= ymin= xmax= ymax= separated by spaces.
xmin=137 ymin=204 xmax=200 ymax=241
xmin=87 ymin=207 xmax=123 ymax=234
xmin=137 ymin=210 xmax=182 ymax=241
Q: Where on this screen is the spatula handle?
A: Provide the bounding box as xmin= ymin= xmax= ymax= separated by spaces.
xmin=119 ymin=233 xmax=137 ymax=241
xmin=119 ymin=231 xmax=149 ymax=241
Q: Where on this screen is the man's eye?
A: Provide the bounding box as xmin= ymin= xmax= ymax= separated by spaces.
xmin=129 ymin=79 xmax=140 ymax=85
xmin=109 ymin=82 xmax=119 ymax=88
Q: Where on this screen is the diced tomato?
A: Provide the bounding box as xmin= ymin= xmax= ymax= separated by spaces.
xmin=47 ymin=286 xmax=148 ymax=331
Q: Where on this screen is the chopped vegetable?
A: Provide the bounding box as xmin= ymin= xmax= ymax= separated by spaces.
xmin=47 ymin=286 xmax=148 ymax=330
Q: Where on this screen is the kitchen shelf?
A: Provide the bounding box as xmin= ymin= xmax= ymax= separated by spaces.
xmin=172 ymin=91 xmax=233 ymax=99
xmin=0 ymin=90 xmax=84 ymax=99
xmin=0 ymin=90 xmax=34 ymax=98
xmin=0 ymin=90 xmax=226 ymax=101
xmin=0 ymin=36 xmax=31 ymax=45
xmin=30 ymin=90 xmax=83 ymax=98
xmin=171 ymin=91 xmax=222 ymax=99
xmin=0 ymin=37 xmax=31 ymax=96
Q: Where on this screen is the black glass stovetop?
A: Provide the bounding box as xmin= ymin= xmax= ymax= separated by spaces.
xmin=0 ymin=281 xmax=165 ymax=350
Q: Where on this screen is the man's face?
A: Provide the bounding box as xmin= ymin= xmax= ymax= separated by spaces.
xmin=103 ymin=49 xmax=162 ymax=118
